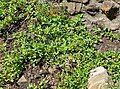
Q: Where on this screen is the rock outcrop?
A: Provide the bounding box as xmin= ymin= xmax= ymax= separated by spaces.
xmin=88 ymin=66 xmax=111 ymax=89
xmin=51 ymin=0 xmax=120 ymax=31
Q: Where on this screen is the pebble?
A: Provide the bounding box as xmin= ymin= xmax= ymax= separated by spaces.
xmin=17 ymin=75 xmax=27 ymax=85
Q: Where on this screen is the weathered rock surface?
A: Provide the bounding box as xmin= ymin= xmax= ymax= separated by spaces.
xmin=100 ymin=1 xmax=113 ymax=12
xmin=62 ymin=2 xmax=82 ymax=14
xmin=55 ymin=0 xmax=120 ymax=30
xmin=88 ymin=66 xmax=111 ymax=89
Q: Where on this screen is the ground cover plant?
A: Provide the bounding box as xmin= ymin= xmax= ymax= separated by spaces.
xmin=0 ymin=0 xmax=120 ymax=89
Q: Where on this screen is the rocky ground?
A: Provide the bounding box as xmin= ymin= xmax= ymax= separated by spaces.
xmin=47 ymin=0 xmax=120 ymax=52
xmin=0 ymin=0 xmax=120 ymax=89
xmin=61 ymin=0 xmax=120 ymax=51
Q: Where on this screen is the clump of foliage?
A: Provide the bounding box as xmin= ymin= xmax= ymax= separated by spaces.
xmin=0 ymin=0 xmax=25 ymax=30
xmin=93 ymin=27 xmax=120 ymax=40
xmin=0 ymin=0 xmax=37 ymax=34
xmin=27 ymin=79 xmax=48 ymax=89
xmin=0 ymin=1 xmax=120 ymax=89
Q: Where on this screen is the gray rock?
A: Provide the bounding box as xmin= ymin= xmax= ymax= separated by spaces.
xmin=100 ymin=1 xmax=114 ymax=12
xmin=113 ymin=0 xmax=120 ymax=4
xmin=17 ymin=75 xmax=28 ymax=89
xmin=60 ymin=0 xmax=120 ymax=31
xmin=110 ymin=22 xmax=120 ymax=31
xmin=67 ymin=0 xmax=89 ymax=3
xmin=85 ymin=3 xmax=101 ymax=15
xmin=61 ymin=2 xmax=82 ymax=14
xmin=90 ymin=0 xmax=104 ymax=3
xmin=112 ymin=15 xmax=120 ymax=30
xmin=88 ymin=66 xmax=111 ymax=89
xmin=62 ymin=2 xmax=76 ymax=12
xmin=112 ymin=0 xmax=120 ymax=8
xmin=17 ymin=75 xmax=27 ymax=84
xmin=75 ymin=3 xmax=82 ymax=12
